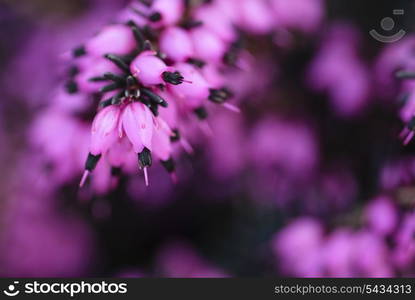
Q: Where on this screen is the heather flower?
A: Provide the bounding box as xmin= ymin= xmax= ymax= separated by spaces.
xmin=130 ymin=51 xmax=185 ymax=86
xmin=189 ymin=27 xmax=228 ymax=64
xmin=364 ymin=196 xmax=398 ymax=237
xmin=237 ymin=0 xmax=275 ymax=35
xmin=82 ymin=24 xmax=136 ymax=57
xmin=270 ymin=0 xmax=324 ymax=33
xmin=272 ymin=218 xmax=324 ymax=277
xmin=307 ymin=24 xmax=371 ymax=117
xmin=159 ymin=27 xmax=194 ymax=62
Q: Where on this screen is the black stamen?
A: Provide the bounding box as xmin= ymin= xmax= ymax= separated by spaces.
xmin=65 ymin=80 xmax=78 ymax=94
xmin=181 ymin=19 xmax=204 ymax=29
xmin=162 ymin=71 xmax=184 ymax=85
xmin=186 ymin=58 xmax=206 ymax=68
xmin=161 ymin=158 xmax=176 ymax=173
xmin=170 ymin=129 xmax=180 ymax=142
xmin=111 ymin=167 xmax=122 ymax=176
xmin=73 ymin=45 xmax=86 ymax=58
xmin=149 ymin=12 xmax=162 ymax=22
xmin=138 ymin=148 xmax=152 ymax=168
xmin=209 ymin=87 xmax=233 ymax=104
xmin=194 ymin=106 xmax=208 ymax=120
xmin=85 ymin=153 xmax=102 ymax=171
xmin=68 ymin=65 xmax=79 ymax=77
xmin=104 ymin=54 xmax=131 ymax=73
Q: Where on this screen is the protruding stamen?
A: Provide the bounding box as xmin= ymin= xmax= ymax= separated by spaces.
xmin=222 ymin=102 xmax=241 ymax=113
xmin=209 ymin=88 xmax=233 ymax=104
xmin=138 ymin=148 xmax=153 ymax=168
xmin=79 ymin=170 xmax=90 ymax=188
xmin=199 ymin=121 xmax=213 ymax=137
xmin=404 ymin=131 xmax=415 ymax=145
xmin=162 ymin=71 xmax=185 ymax=85
xmin=180 ymin=138 xmax=194 ymax=155
xmin=143 ymin=167 xmax=149 ymax=187
xmin=400 ymin=127 xmax=410 ymax=139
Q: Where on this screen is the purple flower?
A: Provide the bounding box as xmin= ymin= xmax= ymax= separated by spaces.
xmin=307 ymin=24 xmax=371 ymax=117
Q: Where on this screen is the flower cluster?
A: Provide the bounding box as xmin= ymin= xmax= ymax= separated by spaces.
xmin=57 ymin=0 xmax=324 ymax=188
xmin=273 ymin=196 xmax=415 ymax=277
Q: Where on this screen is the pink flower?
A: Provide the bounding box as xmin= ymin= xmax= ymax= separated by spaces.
xmin=194 ymin=1 xmax=238 ymax=43
xmin=151 ymin=118 xmax=173 ymax=161
xmin=237 ymin=0 xmax=274 ymax=34
xmin=75 ymin=57 xmax=120 ymax=93
xmin=270 ymin=0 xmax=324 ymax=33
xmin=151 ymin=0 xmax=184 ymax=27
xmin=190 ymin=27 xmax=228 ymax=64
xmin=169 ymin=63 xmax=210 ymax=110
xmin=90 ymin=105 xmax=120 ymax=156
xmin=121 ymin=102 xmax=154 ymax=153
xmin=160 ymin=27 xmax=194 ymax=62
xmin=85 ymin=24 xmax=136 ymax=57
xmin=130 ymin=51 xmax=184 ymax=86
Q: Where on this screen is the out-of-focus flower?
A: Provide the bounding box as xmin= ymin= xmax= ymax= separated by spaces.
xmin=307 ymin=24 xmax=371 ymax=117
xmin=270 ymin=0 xmax=324 ymax=34
xmin=272 ymin=218 xmax=324 ymax=277
xmin=272 ymin=196 xmax=413 ymax=277
xmin=155 ymin=241 xmax=228 ymax=278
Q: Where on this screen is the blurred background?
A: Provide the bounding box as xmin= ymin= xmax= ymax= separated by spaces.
xmin=1 ymin=0 xmax=415 ymax=277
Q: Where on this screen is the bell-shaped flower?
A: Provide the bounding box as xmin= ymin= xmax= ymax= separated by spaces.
xmin=169 ymin=63 xmax=210 ymax=110
xmin=190 ymin=27 xmax=228 ymax=64
xmin=131 ymin=51 xmax=184 ymax=86
xmin=160 ymin=27 xmax=194 ymax=63
xmin=90 ymin=105 xmax=121 ymax=156
xmin=86 ymin=24 xmax=136 ymax=57
xmin=121 ymin=102 xmax=154 ymax=153
xmin=151 ymin=118 xmax=173 ymax=161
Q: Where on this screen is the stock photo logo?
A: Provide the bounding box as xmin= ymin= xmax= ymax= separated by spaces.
xmin=370 ymin=9 xmax=406 ymax=43
xmin=3 ymin=281 xmax=20 ymax=297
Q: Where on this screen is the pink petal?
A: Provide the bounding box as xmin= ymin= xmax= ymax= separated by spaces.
xmin=122 ymin=102 xmax=154 ymax=153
